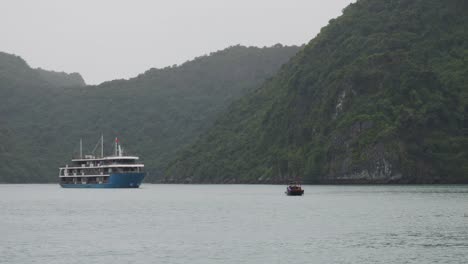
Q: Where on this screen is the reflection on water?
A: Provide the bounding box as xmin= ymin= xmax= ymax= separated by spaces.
xmin=1 ymin=184 xmax=467 ymax=264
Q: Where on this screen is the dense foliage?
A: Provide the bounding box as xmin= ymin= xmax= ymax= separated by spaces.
xmin=0 ymin=45 xmax=300 ymax=182
xmin=166 ymin=0 xmax=468 ymax=183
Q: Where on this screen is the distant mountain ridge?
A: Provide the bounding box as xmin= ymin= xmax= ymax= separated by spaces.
xmin=165 ymin=0 xmax=468 ymax=184
xmin=0 ymin=52 xmax=85 ymax=88
xmin=0 ymin=45 xmax=300 ymax=182
xmin=35 ymin=68 xmax=85 ymax=87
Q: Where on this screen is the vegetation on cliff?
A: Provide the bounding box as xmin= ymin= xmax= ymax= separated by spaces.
xmin=165 ymin=0 xmax=468 ymax=183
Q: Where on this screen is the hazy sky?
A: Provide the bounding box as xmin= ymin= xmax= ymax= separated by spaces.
xmin=1 ymin=0 xmax=354 ymax=84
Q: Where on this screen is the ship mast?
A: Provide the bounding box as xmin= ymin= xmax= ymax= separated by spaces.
xmin=114 ymin=137 xmax=118 ymax=156
xmin=80 ymin=139 xmax=83 ymax=159
xmin=101 ymin=134 xmax=104 ymax=158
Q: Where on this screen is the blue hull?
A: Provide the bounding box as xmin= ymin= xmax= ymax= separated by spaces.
xmin=60 ymin=173 xmax=145 ymax=188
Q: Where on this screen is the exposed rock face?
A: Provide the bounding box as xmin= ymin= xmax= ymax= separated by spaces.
xmin=323 ymin=120 xmax=400 ymax=183
xmin=328 ymin=143 xmax=402 ymax=183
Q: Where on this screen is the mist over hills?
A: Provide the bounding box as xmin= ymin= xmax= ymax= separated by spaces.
xmin=165 ymin=0 xmax=468 ymax=184
xmin=0 ymin=45 xmax=300 ymax=182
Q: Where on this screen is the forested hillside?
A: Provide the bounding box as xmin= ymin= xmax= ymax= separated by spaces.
xmin=0 ymin=52 xmax=85 ymax=182
xmin=165 ymin=0 xmax=468 ymax=183
xmin=0 ymin=45 xmax=300 ymax=182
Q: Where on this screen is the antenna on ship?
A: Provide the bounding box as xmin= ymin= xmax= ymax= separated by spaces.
xmin=101 ymin=134 xmax=104 ymax=158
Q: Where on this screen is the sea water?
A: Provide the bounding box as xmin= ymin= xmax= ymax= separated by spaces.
xmin=1 ymin=184 xmax=467 ymax=264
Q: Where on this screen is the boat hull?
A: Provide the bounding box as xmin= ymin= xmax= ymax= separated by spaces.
xmin=285 ymin=188 xmax=304 ymax=196
xmin=60 ymin=173 xmax=145 ymax=188
xmin=286 ymin=191 xmax=304 ymax=196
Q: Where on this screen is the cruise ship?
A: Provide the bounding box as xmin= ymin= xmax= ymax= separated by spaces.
xmin=59 ymin=136 xmax=145 ymax=188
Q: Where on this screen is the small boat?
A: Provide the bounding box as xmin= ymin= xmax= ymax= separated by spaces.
xmin=285 ymin=182 xmax=304 ymax=196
